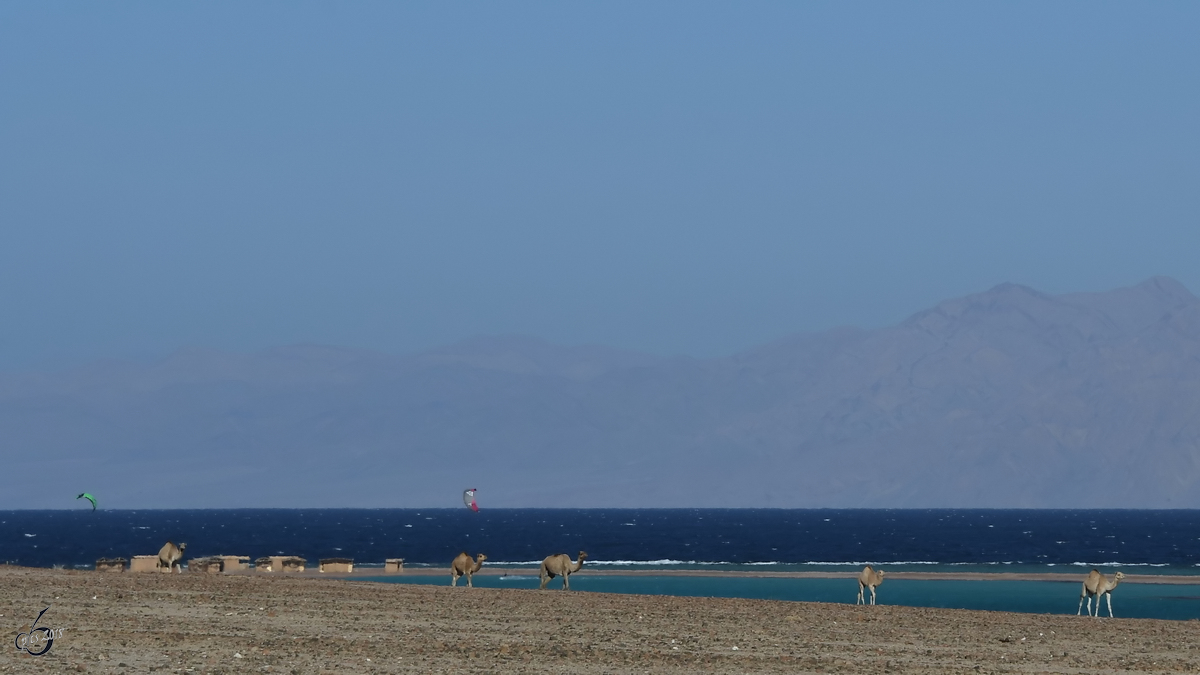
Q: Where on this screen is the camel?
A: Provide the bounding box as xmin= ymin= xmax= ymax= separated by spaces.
xmin=856 ymin=565 xmax=885 ymax=605
xmin=157 ymin=541 xmax=186 ymax=574
xmin=1079 ymin=569 xmax=1125 ymax=617
xmin=1097 ymin=571 xmax=1126 ymax=617
xmin=1077 ymin=569 xmax=1103 ymax=616
xmin=539 ymin=551 xmax=588 ymax=590
xmin=450 ymin=552 xmax=487 ymax=587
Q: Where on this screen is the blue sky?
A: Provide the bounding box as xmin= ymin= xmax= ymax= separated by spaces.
xmin=2 ymin=2 xmax=1198 ymax=370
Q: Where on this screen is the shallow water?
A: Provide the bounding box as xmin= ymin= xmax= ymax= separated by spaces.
xmin=368 ymin=575 xmax=1200 ymax=621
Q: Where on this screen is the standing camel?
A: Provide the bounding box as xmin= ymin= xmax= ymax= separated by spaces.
xmin=450 ymin=552 xmax=486 ymax=587
xmin=539 ymin=551 xmax=588 ymax=590
xmin=1096 ymin=571 xmax=1126 ymax=617
xmin=856 ymin=565 xmax=885 ymax=605
xmin=1077 ymin=569 xmax=1103 ymax=616
xmin=1081 ymin=570 xmax=1125 ymax=618
xmin=157 ymin=541 xmax=186 ymax=573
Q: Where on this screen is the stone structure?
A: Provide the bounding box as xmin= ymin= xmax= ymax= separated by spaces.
xmin=256 ymin=556 xmax=306 ymax=572
xmin=130 ymin=555 xmax=162 ymax=573
xmin=278 ymin=556 xmax=306 ymax=572
xmin=189 ymin=557 xmax=224 ymax=574
xmin=319 ymin=558 xmax=353 ymax=573
xmin=384 ymin=558 xmax=405 ymax=573
xmin=220 ymin=556 xmax=251 ymax=572
xmin=95 ymin=558 xmax=127 ymax=573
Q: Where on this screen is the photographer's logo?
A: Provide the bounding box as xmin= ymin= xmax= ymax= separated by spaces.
xmin=14 ymin=606 xmax=64 ymax=656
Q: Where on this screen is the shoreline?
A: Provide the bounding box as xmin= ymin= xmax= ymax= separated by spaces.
xmin=2 ymin=565 xmax=1196 ymax=674
xmin=235 ymin=566 xmax=1200 ymax=585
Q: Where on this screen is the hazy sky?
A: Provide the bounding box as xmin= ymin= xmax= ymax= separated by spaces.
xmin=3 ymin=2 xmax=1198 ymax=370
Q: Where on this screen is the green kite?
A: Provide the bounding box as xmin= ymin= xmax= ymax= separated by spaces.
xmin=77 ymin=493 xmax=97 ymax=511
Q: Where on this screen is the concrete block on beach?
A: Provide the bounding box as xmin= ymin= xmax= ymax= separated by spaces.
xmin=220 ymin=556 xmax=250 ymax=571
xmin=256 ymin=556 xmax=306 ymax=572
xmin=319 ymin=558 xmax=353 ymax=573
xmin=95 ymin=557 xmax=126 ymax=573
xmin=384 ymin=558 xmax=405 ymax=573
xmin=188 ymin=557 xmax=224 ymax=574
xmin=129 ymin=555 xmax=161 ymax=573
xmin=278 ymin=556 xmax=306 ymax=572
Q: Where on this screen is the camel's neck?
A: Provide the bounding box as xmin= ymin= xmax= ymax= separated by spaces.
xmin=571 ymin=558 xmax=585 ymax=573
xmin=472 ymin=557 xmax=484 ymax=573
xmin=1104 ymin=577 xmax=1121 ymax=593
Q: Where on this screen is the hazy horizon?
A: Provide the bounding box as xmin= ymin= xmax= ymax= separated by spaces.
xmin=3 ymin=3 xmax=1200 ymax=371
xmin=3 ymin=275 xmax=1194 ymax=376
xmin=4 ymin=275 xmax=1199 ymax=510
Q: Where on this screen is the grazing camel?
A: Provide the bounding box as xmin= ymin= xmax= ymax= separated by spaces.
xmin=157 ymin=541 xmax=187 ymax=574
xmin=539 ymin=551 xmax=588 ymax=590
xmin=856 ymin=565 xmax=885 ymax=605
xmin=450 ymin=552 xmax=487 ymax=587
xmin=1080 ymin=570 xmax=1125 ymax=618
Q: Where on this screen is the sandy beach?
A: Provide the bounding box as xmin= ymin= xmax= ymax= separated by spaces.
xmin=3 ymin=565 xmax=1199 ymax=674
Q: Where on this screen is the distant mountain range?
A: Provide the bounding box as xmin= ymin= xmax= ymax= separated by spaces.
xmin=5 ymin=277 xmax=1199 ymax=509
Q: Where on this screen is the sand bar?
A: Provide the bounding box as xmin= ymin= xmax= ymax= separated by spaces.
xmin=277 ymin=566 xmax=1200 ymax=585
xmin=3 ymin=565 xmax=1199 ymax=674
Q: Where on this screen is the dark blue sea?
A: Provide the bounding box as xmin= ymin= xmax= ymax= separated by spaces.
xmin=4 ymin=509 xmax=1200 ymax=619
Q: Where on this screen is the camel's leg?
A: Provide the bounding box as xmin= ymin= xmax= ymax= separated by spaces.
xmin=870 ymin=585 xmax=877 ymax=606
xmin=1077 ymin=587 xmax=1086 ymax=616
xmin=539 ymin=570 xmax=549 ymax=590
xmin=467 ymin=572 xmax=473 ymax=588
xmin=451 ymin=572 xmax=459 ymax=587
xmin=1105 ymin=593 xmax=1113 ymax=618
xmin=563 ymin=574 xmax=570 ymax=591
xmin=856 ymin=583 xmax=864 ymax=605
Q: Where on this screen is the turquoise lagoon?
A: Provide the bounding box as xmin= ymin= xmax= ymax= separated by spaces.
xmin=366 ymin=573 xmax=1200 ymax=621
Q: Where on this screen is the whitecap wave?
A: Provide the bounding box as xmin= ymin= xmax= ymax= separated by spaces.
xmin=1068 ymin=562 xmax=1170 ymax=567
xmin=797 ymin=561 xmax=941 ymax=566
xmin=448 ymin=559 xmax=1188 ymax=569
xmin=591 ymin=559 xmax=694 ymax=566
xmin=487 ymin=559 xmax=946 ymax=567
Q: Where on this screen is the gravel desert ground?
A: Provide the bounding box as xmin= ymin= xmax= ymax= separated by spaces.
xmin=3 ymin=565 xmax=1199 ymax=674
